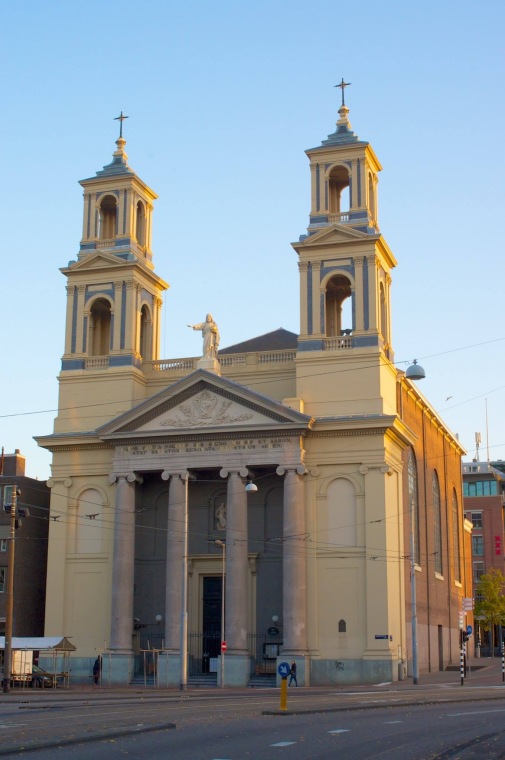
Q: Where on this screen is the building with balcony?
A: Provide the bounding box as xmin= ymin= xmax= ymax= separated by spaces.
xmin=36 ymin=97 xmax=468 ymax=686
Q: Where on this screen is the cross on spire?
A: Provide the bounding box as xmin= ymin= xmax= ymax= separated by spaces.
xmin=335 ymin=78 xmax=351 ymax=107
xmin=114 ymin=111 xmax=129 ymax=138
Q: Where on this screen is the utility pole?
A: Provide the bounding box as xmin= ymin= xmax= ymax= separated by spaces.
xmin=3 ymin=486 xmax=18 ymax=694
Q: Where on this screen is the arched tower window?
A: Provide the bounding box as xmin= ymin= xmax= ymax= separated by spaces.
xmin=452 ymin=489 xmax=461 ymax=583
xmin=325 ymin=275 xmax=352 ymax=337
xmin=90 ymin=298 xmax=111 ymax=356
xmin=136 ymin=201 xmax=146 ymax=247
xmin=139 ymin=304 xmax=152 ymax=361
xmin=328 ymin=165 xmax=350 ymax=215
xmin=98 ymin=195 xmax=117 ymax=240
xmin=408 ymin=450 xmax=420 ymax=566
xmin=338 ymin=619 xmax=347 ymax=633
xmin=433 ymin=472 xmax=443 ymax=574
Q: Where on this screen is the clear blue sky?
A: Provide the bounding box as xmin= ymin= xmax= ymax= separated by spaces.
xmin=1 ymin=0 xmax=504 ymax=479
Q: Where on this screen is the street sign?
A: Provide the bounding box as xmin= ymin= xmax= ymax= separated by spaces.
xmin=221 ymin=641 xmax=227 ymax=652
xmin=278 ymin=661 xmax=290 ymax=678
xmin=466 ymin=625 xmax=473 ymax=635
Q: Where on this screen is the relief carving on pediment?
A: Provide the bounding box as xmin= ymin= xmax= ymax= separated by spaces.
xmin=160 ymin=390 xmax=253 ymax=428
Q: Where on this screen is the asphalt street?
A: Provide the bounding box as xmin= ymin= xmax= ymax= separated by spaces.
xmin=0 ymin=656 xmax=504 ymax=757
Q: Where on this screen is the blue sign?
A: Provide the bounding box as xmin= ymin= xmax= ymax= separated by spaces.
xmin=375 ymin=634 xmax=389 ymax=640
xmin=466 ymin=625 xmax=473 ymax=635
xmin=278 ymin=661 xmax=291 ymax=678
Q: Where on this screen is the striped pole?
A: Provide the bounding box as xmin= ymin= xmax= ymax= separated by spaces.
xmin=460 ymin=645 xmax=465 ymax=686
xmin=502 ymin=642 xmax=504 ymax=683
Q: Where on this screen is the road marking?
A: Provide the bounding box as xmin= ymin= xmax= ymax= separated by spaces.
xmin=384 ymin=721 xmax=403 ymax=724
xmin=447 ymin=708 xmax=505 ymax=716
xmin=328 ymin=729 xmax=350 ymax=734
xmin=271 ymin=741 xmax=297 ymax=746
xmin=0 ymin=724 xmax=27 ymax=729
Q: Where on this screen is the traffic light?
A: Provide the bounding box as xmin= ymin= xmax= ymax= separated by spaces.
xmin=462 ymin=631 xmax=469 ymax=643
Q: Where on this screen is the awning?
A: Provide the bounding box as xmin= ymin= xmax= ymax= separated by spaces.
xmin=0 ymin=637 xmax=76 ymax=651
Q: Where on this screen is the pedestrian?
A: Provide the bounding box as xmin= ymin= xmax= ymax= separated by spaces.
xmin=93 ymin=656 xmax=101 ymax=685
xmin=288 ymin=660 xmax=297 ymax=686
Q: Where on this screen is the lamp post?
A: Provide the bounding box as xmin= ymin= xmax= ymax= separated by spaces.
xmin=215 ymin=539 xmax=226 ymax=688
xmin=406 ymin=359 xmax=425 ymax=685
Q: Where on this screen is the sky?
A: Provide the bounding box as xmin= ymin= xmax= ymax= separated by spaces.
xmin=1 ymin=0 xmax=504 ymax=479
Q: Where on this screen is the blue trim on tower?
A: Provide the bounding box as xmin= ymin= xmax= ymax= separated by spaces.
xmin=363 ymin=258 xmax=369 ymax=331
xmin=307 ymin=264 xmax=313 ymax=334
xmin=110 ymin=314 xmax=115 ymax=351
xmin=82 ymin=316 xmax=88 ymax=353
xmin=86 ymin=194 xmax=91 ymax=239
xmin=352 ymin=335 xmax=379 ymax=348
xmin=80 ymin=243 xmax=96 ymax=251
xmin=357 ymin=159 xmax=361 ymax=207
xmin=71 ymin=286 xmax=77 ymax=354
xmin=61 ymin=358 xmax=85 ymax=371
xmin=320 ymin=292 xmax=325 ymax=333
xmin=309 ymin=215 xmax=328 ymax=224
xmin=123 ymin=190 xmax=127 ymax=235
xmin=109 ymin=354 xmax=142 ymax=368
xmin=120 ymin=282 xmax=126 ymax=349
xmin=298 ymin=339 xmax=324 ymax=351
xmin=316 ymin=164 xmax=320 ymax=211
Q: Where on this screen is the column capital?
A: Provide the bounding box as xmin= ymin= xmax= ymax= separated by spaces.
xmin=220 ymin=467 xmax=249 ymax=479
xmin=161 ymin=469 xmax=190 ymax=482
xmin=108 ymin=472 xmax=143 ymax=485
xmin=276 ymin=464 xmax=307 ymax=477
xmin=298 ymin=260 xmax=309 ymax=272
xmin=46 ymin=477 xmax=72 ymax=489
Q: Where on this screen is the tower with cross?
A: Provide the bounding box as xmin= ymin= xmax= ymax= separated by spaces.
xmin=293 ymin=83 xmax=396 ymax=417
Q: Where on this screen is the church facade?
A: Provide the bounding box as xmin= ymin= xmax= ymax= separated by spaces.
xmin=37 ymin=99 xmax=469 ymax=686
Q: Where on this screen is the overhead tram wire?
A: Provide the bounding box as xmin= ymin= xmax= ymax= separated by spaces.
xmin=2 ymin=335 xmax=505 ymax=421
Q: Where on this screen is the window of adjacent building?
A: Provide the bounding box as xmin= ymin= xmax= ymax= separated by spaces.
xmin=472 ymin=535 xmax=484 ymax=556
xmin=452 ymin=490 xmax=461 ymax=583
xmin=0 ymin=540 xmax=6 ymax=553
xmin=470 ymin=512 xmax=483 ymax=529
xmin=473 ymin=561 xmax=485 ymax=585
xmin=433 ymin=472 xmax=443 ymax=574
xmin=408 ymin=450 xmax=420 ymax=565
xmin=0 ymin=568 xmax=5 ymax=593
xmin=464 ymin=480 xmax=498 ymax=497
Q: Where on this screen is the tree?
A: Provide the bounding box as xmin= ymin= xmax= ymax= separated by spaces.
xmin=474 ymin=569 xmax=505 ymax=657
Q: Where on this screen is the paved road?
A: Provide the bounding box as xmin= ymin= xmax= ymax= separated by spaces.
xmin=0 ymin=657 xmax=503 ymax=756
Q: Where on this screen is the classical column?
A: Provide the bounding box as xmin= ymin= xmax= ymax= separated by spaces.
xmin=277 ymin=465 xmax=308 ymax=654
xmin=162 ymin=470 xmax=189 ymax=652
xmin=220 ymin=467 xmax=249 ymax=654
xmin=109 ymin=473 xmax=141 ymax=651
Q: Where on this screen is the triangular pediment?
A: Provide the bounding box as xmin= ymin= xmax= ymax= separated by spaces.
xmin=296 ymin=224 xmax=377 ymax=249
xmin=61 ymin=250 xmax=135 ymax=274
xmin=98 ymin=369 xmax=312 ymax=441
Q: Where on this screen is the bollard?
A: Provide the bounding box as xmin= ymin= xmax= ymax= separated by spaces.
xmin=502 ymin=643 xmax=504 ymax=683
xmin=460 ymin=646 xmax=465 ymax=686
xmin=280 ymin=676 xmax=288 ymax=711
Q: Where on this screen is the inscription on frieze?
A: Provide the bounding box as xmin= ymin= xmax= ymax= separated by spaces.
xmin=122 ymin=438 xmax=286 ymax=457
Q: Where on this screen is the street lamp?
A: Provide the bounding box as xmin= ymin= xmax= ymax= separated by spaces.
xmin=215 ymin=539 xmax=226 ymax=688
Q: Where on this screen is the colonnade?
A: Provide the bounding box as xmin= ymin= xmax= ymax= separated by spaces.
xmin=108 ymin=463 xmax=308 ymax=674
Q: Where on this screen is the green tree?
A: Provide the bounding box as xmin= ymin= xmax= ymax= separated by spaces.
xmin=474 ymin=568 xmax=505 ymax=656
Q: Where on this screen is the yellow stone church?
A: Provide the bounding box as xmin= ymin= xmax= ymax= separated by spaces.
xmin=37 ymin=97 xmax=469 ymax=686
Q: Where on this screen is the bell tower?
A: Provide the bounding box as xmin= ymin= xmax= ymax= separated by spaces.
xmin=55 ymin=120 xmax=168 ymax=435
xmin=293 ymin=88 xmax=397 ymax=418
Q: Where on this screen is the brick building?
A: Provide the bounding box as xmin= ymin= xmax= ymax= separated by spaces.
xmin=0 ymin=450 xmax=50 ymax=636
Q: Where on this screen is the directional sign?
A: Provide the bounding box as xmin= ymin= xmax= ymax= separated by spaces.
xmin=278 ymin=661 xmax=291 ymax=678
